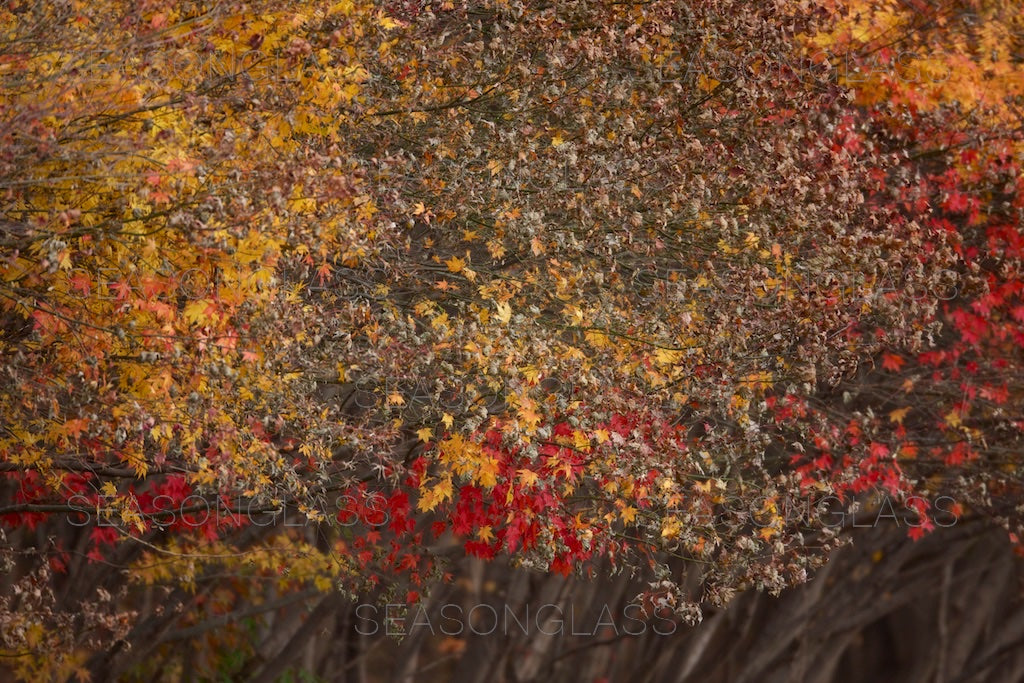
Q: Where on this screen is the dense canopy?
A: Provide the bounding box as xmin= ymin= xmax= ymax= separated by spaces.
xmin=1 ymin=0 xmax=1022 ymax=679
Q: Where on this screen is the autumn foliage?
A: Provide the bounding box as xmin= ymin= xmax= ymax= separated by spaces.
xmin=1 ymin=0 xmax=1022 ymax=679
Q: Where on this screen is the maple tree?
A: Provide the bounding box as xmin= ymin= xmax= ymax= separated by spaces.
xmin=0 ymin=0 xmax=1022 ymax=679
xmin=792 ymin=0 xmax=1024 ymax=544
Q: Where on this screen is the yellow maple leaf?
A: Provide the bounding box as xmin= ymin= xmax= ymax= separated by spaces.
xmin=654 ymin=348 xmax=682 ymax=366
xmin=494 ymin=301 xmax=512 ymax=324
xmin=329 ymin=1 xmax=354 ymax=16
xmin=417 ymin=476 xmax=453 ymax=512
xmin=693 ymin=479 xmax=712 ymax=494
xmin=377 ymin=14 xmax=401 ymax=30
xmin=444 ymin=256 xmax=466 ymax=273
xmin=661 ymin=517 xmax=681 ymax=540
xmin=182 ymin=299 xmax=217 ymax=325
xmin=475 ymin=456 xmax=500 ymax=488
xmin=888 ymin=406 xmax=911 ymax=424
xmin=585 ymin=329 xmax=609 ymax=348
xmin=521 ymin=365 xmax=542 ymax=385
xmin=620 ymin=505 xmax=638 ymax=524
xmin=518 ymin=400 xmax=542 ymax=431
xmin=518 ymin=469 xmax=539 ymax=488
xmin=697 ymin=74 xmax=720 ymax=92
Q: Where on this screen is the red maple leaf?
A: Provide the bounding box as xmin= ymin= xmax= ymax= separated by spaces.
xmin=881 ymin=353 xmax=905 ymax=372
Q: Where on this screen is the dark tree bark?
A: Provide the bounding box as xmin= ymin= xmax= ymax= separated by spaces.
xmin=302 ymin=518 xmax=1024 ymax=683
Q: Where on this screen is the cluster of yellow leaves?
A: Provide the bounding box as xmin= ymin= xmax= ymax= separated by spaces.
xmin=0 ymin=620 xmax=91 ymax=683
xmin=134 ymin=534 xmax=355 ymax=594
xmin=0 ymin=0 xmax=390 ymax=501
xmin=417 ymin=433 xmax=499 ymax=512
xmin=807 ymin=0 xmax=1024 ymax=127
